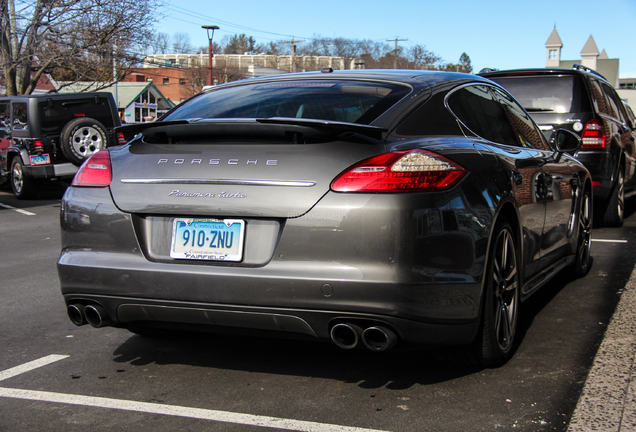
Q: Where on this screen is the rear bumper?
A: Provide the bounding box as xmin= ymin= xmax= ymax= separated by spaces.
xmin=61 ymin=293 xmax=480 ymax=345
xmin=575 ymin=151 xmax=616 ymax=201
xmin=58 ymin=181 xmax=493 ymax=347
xmin=23 ymin=162 xmax=77 ymax=179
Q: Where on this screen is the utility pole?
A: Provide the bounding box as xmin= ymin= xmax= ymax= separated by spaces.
xmin=279 ymin=38 xmax=305 ymax=73
xmin=387 ymin=37 xmax=408 ymax=69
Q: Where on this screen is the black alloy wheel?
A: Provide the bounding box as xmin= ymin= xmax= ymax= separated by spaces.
xmin=602 ymin=168 xmax=624 ymax=227
xmin=477 ymin=221 xmax=520 ymax=366
xmin=574 ymin=188 xmax=593 ymax=277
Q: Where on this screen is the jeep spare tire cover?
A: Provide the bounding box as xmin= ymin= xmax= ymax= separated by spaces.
xmin=60 ymin=117 xmax=109 ymax=165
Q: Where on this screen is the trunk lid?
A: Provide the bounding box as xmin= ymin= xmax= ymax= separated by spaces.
xmin=109 ymin=126 xmax=384 ymax=217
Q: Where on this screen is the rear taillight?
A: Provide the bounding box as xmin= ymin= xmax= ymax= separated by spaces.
xmin=117 ymin=132 xmax=126 ymax=145
xmin=581 ymin=119 xmax=606 ymax=149
xmin=72 ymin=150 xmax=112 ymax=187
xmin=33 ymin=139 xmax=44 ymax=153
xmin=331 ymin=150 xmax=467 ymax=193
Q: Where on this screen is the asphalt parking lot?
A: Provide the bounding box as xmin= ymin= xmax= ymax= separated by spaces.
xmin=1 ymin=187 xmax=636 ymax=432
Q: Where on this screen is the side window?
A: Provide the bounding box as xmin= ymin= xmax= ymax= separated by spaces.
xmin=394 ymin=92 xmax=463 ymax=136
xmin=588 ymin=80 xmax=608 ymax=115
xmin=624 ymin=102 xmax=636 ymax=129
xmin=602 ymin=83 xmax=627 ymax=123
xmin=0 ymin=102 xmax=10 ymax=130
xmin=12 ymin=102 xmax=28 ymax=131
xmin=447 ymin=84 xmax=519 ymax=146
xmin=493 ymin=88 xmax=551 ymax=151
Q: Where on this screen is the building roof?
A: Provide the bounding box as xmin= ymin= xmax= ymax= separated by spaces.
xmin=545 ymin=28 xmax=563 ymax=47
xmin=599 ymin=49 xmax=609 ymax=60
xmin=581 ymin=35 xmax=599 ymax=56
xmin=57 ymin=81 xmax=175 ymax=110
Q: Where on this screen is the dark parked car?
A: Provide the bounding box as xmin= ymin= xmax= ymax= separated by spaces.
xmin=0 ymin=92 xmax=123 ymax=199
xmin=480 ymin=65 xmax=636 ymax=227
xmin=58 ymin=70 xmax=592 ymax=366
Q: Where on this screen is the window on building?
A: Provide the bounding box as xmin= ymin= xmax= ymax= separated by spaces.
xmin=549 ymin=49 xmax=557 ymax=60
xmin=179 ymin=78 xmax=186 ymax=86
xmin=163 ymin=77 xmax=170 ymax=85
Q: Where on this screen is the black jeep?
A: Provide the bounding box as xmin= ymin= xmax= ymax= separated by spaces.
xmin=0 ymin=92 xmax=123 ymax=199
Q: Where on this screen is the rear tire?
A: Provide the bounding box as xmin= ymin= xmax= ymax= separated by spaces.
xmin=475 ymin=221 xmax=520 ymax=366
xmin=436 ymin=221 xmax=520 ymax=367
xmin=602 ymin=168 xmax=624 ymax=227
xmin=574 ymin=188 xmax=593 ymax=277
xmin=11 ymin=158 xmax=39 ymax=199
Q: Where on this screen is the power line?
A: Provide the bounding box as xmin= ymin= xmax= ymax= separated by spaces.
xmin=162 ymin=4 xmax=311 ymax=41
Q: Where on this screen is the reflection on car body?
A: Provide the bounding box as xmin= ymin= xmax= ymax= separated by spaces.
xmin=58 ymin=70 xmax=592 ymax=366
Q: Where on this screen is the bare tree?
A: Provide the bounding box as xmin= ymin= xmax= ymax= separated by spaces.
xmin=198 ymin=41 xmax=221 ymax=55
xmin=0 ymin=0 xmax=161 ymax=95
xmin=409 ymin=44 xmax=443 ymax=70
xmin=172 ymin=32 xmax=194 ymax=54
xmin=150 ymin=32 xmax=171 ymax=55
xmin=214 ymin=58 xmax=248 ymax=83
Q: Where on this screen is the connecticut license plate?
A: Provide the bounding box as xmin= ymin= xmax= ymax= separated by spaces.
xmin=170 ymin=218 xmax=245 ymax=261
xmin=29 ymin=154 xmax=50 ymax=165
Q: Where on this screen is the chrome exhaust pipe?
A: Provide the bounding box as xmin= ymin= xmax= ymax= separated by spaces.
xmin=330 ymin=323 xmax=363 ymax=349
xmin=67 ymin=304 xmax=86 ymax=326
xmin=84 ymin=304 xmax=113 ymax=328
xmin=362 ymin=326 xmax=398 ymax=352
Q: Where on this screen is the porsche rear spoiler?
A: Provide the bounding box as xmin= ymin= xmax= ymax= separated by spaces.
xmin=116 ymin=118 xmax=387 ymax=144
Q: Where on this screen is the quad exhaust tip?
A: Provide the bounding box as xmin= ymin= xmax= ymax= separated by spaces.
xmin=362 ymin=326 xmax=398 ymax=352
xmin=67 ymin=303 xmax=113 ymax=328
xmin=67 ymin=304 xmax=86 ymax=326
xmin=330 ymin=323 xmax=398 ymax=351
xmin=330 ymin=323 xmax=363 ymax=349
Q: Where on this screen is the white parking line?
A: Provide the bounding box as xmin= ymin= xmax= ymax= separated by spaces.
xmin=591 ymin=239 xmax=628 ymax=243
xmin=0 ymin=356 xmax=390 ymax=432
xmin=0 ymin=355 xmax=69 ymax=382
xmin=0 ymin=203 xmax=36 ymax=216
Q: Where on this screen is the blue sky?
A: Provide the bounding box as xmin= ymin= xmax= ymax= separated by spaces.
xmin=156 ymin=0 xmax=636 ymax=77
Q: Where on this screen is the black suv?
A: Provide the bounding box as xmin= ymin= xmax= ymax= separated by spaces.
xmin=481 ymin=65 xmax=636 ymax=227
xmin=0 ymin=92 xmax=123 ymax=199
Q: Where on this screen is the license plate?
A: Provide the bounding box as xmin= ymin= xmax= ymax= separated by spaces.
xmin=29 ymin=154 xmax=50 ymax=165
xmin=170 ymin=218 xmax=245 ymax=261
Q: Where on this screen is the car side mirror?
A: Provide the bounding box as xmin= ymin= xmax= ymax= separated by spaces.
xmin=554 ymin=129 xmax=582 ymax=152
xmin=552 ymin=129 xmax=581 ymax=162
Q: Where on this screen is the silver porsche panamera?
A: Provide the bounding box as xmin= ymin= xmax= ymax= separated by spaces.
xmin=58 ymin=70 xmax=592 ymax=366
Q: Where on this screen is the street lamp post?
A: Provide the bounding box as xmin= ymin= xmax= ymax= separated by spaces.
xmin=202 ymin=25 xmax=220 ymax=86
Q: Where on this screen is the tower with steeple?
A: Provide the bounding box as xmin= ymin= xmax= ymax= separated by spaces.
xmin=543 ymin=29 xmax=619 ymax=87
xmin=545 ymin=27 xmax=562 ymax=68
xmin=580 ymin=35 xmax=600 ymax=71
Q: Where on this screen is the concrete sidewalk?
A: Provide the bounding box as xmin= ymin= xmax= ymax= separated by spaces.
xmin=567 ymin=266 xmax=636 ymax=431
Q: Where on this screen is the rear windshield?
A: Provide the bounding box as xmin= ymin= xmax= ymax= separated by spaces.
xmin=162 ymin=80 xmax=410 ymax=124
xmin=38 ymin=97 xmax=115 ymax=134
xmin=488 ymin=75 xmax=591 ymax=113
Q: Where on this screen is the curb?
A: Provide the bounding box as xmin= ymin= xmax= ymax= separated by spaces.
xmin=567 ymin=266 xmax=636 ymax=431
